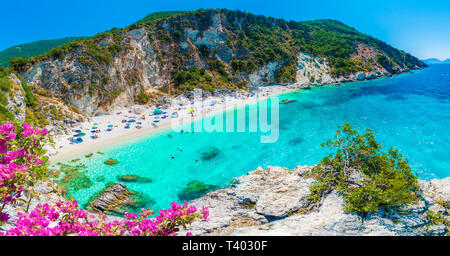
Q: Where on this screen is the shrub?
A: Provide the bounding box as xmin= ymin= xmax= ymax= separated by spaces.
xmin=198 ymin=44 xmax=209 ymax=58
xmin=308 ymin=123 xmax=419 ymax=216
xmin=9 ymin=57 xmax=28 ymax=73
xmin=135 ymin=91 xmax=149 ymax=104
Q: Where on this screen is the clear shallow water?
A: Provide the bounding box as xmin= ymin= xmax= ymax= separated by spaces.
xmin=55 ymin=64 xmax=450 ymax=212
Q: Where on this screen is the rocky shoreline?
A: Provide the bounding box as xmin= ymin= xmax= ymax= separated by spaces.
xmin=2 ymin=164 xmax=448 ymax=236
xmin=184 ymin=166 xmax=449 ymax=236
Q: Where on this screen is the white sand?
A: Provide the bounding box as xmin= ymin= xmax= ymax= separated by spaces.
xmin=48 ymin=86 xmax=294 ymax=162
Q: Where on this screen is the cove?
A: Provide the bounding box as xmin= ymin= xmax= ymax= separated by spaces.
xmin=53 ymin=64 xmax=450 ymax=213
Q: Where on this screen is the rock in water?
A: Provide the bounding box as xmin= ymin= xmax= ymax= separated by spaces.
xmin=90 ymin=183 xmax=130 ymax=213
xmin=88 ymin=183 xmax=155 ymax=215
xmin=280 ymin=99 xmax=296 ymax=104
xmin=178 ymin=180 xmax=219 ymax=201
xmin=117 ymin=174 xmax=152 ymax=183
xmin=201 ymin=146 xmax=220 ymax=160
xmin=104 ymin=158 xmax=119 ymax=165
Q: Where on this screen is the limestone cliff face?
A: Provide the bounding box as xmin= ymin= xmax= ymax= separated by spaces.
xmin=4 ymin=73 xmax=84 ymax=135
xmin=22 ymin=9 xmax=426 ymax=116
xmin=185 ymin=166 xmax=449 ymax=236
xmin=6 ymin=74 xmax=26 ymax=121
xmin=294 ymin=43 xmax=416 ymax=88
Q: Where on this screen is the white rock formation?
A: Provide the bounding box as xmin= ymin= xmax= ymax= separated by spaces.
xmin=185 ymin=166 xmax=450 ymax=236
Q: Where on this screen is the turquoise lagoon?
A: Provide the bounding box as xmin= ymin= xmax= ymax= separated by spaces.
xmin=54 ymin=64 xmax=450 ymax=212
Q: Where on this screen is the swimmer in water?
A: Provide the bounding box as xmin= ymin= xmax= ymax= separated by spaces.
xmin=195 ymin=159 xmax=199 ymax=163
xmin=170 ymin=154 xmax=174 ymax=159
xmin=168 ymin=134 xmax=172 ymax=138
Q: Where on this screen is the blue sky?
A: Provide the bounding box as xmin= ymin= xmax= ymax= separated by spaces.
xmin=2 ymin=0 xmax=450 ymax=59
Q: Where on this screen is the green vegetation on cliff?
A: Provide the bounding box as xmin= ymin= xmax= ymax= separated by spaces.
xmin=0 ymin=68 xmax=15 ymax=121
xmin=13 ymin=9 xmax=425 ymax=109
xmin=308 ymin=123 xmax=419 ymax=216
xmin=0 ymin=37 xmax=83 ymax=67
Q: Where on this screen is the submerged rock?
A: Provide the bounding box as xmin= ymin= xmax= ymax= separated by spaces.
xmin=55 ymin=163 xmax=93 ymax=192
xmin=280 ymin=99 xmax=296 ymax=104
xmin=117 ymin=174 xmax=152 ymax=183
xmin=48 ymin=169 xmax=61 ymax=178
xmin=95 ymin=176 xmax=105 ymax=182
xmin=201 ymin=146 xmax=220 ymax=160
xmin=104 ymin=158 xmax=119 ymax=166
xmin=88 ymin=182 xmax=155 ymax=216
xmin=178 ymin=180 xmax=219 ymax=201
xmin=288 ymin=136 xmax=304 ymax=145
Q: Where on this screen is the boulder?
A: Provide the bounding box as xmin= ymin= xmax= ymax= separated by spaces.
xmin=233 ymin=166 xmax=314 ymax=218
xmin=200 ymin=146 xmax=220 ymax=160
xmin=117 ymin=174 xmax=152 ymax=183
xmin=104 ymin=158 xmax=119 ymax=166
xmin=88 ymin=183 xmax=155 ymax=215
xmin=356 ymin=72 xmax=366 ymax=81
xmin=178 ymin=180 xmax=219 ymax=201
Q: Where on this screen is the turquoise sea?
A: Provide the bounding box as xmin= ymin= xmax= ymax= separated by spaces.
xmin=55 ymin=64 xmax=450 ymax=212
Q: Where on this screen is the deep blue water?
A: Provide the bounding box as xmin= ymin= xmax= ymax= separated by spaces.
xmin=55 ymin=64 xmax=450 ymax=212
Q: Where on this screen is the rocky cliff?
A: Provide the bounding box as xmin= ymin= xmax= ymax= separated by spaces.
xmin=17 ymin=9 xmax=425 ymax=117
xmin=0 ymin=72 xmax=84 ymax=134
xmin=185 ymin=166 xmax=449 ymax=236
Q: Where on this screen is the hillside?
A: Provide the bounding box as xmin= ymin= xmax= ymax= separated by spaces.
xmin=423 ymin=58 xmax=450 ymax=64
xmin=9 ymin=9 xmax=425 ymax=116
xmin=0 ymin=37 xmax=83 ymax=67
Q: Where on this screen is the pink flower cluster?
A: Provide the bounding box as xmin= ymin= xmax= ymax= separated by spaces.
xmin=20 ymin=123 xmax=48 ymax=137
xmin=0 ymin=122 xmax=209 ymax=236
xmin=0 ymin=122 xmax=48 ymax=221
xmin=1 ymin=200 xmax=208 ymax=236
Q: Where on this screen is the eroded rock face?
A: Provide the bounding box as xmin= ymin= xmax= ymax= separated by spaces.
xmin=6 ymin=74 xmax=26 ymax=121
xmin=234 ymin=166 xmax=314 ymax=218
xmin=90 ymin=183 xmax=131 ymax=213
xmin=185 ymin=166 xmax=450 ymax=236
xmin=88 ymin=183 xmax=155 ymax=216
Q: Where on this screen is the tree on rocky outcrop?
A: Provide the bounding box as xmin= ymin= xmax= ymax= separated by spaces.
xmin=308 ymin=123 xmax=419 ymax=216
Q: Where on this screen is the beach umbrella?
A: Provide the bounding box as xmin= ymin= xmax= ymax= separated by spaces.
xmin=107 ymin=125 xmax=113 ymax=127
xmin=93 ymin=123 xmax=98 ymax=125
xmin=74 ymin=132 xmax=86 ymax=137
xmin=74 ymin=129 xmax=82 ymax=133
xmin=153 ymin=108 xmax=163 ymax=114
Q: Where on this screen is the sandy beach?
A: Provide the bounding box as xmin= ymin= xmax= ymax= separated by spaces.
xmin=48 ymin=85 xmax=294 ymax=162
